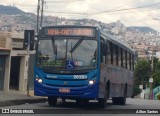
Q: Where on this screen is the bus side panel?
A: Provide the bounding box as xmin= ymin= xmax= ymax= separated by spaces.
xmin=115 ymin=66 xmax=124 ymax=97
xmin=98 ymin=63 xmax=107 ymax=98
xmin=109 ymin=65 xmax=124 ymax=97
xmin=127 ymin=71 xmax=133 ymax=97
xmin=106 ymin=65 xmax=117 ymax=98
xmin=107 ymin=65 xmax=133 ymax=98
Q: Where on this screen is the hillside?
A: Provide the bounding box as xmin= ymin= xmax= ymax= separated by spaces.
xmin=127 ymin=26 xmax=157 ymax=34
xmin=0 ymin=5 xmax=158 ymax=36
xmin=0 ymin=5 xmax=25 ymax=15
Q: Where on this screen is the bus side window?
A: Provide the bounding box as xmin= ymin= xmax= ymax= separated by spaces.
xmin=125 ymin=50 xmax=127 ymax=68
xmin=129 ymin=53 xmax=131 ymax=70
xmin=113 ymin=44 xmax=116 ymax=66
xmin=110 ymin=42 xmax=113 ymax=64
xmin=100 ymin=38 xmax=106 ymax=63
xmin=106 ymin=41 xmax=111 ymax=64
xmin=127 ymin=52 xmax=130 ymax=69
xmin=132 ymin=54 xmax=134 ymax=71
xmin=121 ymin=48 xmax=123 ymax=67
xmin=116 ymin=45 xmax=118 ymax=66
xmin=118 ymin=47 xmax=121 ymax=66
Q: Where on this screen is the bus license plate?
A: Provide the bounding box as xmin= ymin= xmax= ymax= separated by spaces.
xmin=59 ymin=88 xmax=70 ymax=93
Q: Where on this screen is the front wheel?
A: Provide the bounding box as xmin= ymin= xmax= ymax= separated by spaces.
xmin=98 ymin=98 xmax=106 ymax=108
xmin=76 ymin=99 xmax=89 ymax=106
xmin=48 ymin=96 xmax=57 ymax=106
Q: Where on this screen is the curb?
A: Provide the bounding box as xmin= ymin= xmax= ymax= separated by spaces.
xmin=0 ymin=98 xmax=47 ymax=107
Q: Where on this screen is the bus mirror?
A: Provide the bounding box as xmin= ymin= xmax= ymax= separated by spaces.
xmin=30 ymin=35 xmax=39 ymax=50
xmin=34 ymin=36 xmax=38 ymax=41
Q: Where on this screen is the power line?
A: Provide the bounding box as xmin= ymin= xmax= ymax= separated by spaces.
xmin=44 ymin=10 xmax=88 ymax=15
xmin=106 ymin=0 xmax=137 ymax=11
xmin=89 ymin=2 xmax=160 ymax=15
xmin=105 ymin=7 xmax=160 ymax=15
xmin=46 ymin=0 xmax=86 ymax=3
xmin=43 ymin=2 xmax=160 ymax=16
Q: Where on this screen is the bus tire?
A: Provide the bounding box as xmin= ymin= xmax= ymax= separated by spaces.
xmin=76 ymin=99 xmax=89 ymax=106
xmin=98 ymin=82 xmax=110 ymax=108
xmin=112 ymin=87 xmax=127 ymax=105
xmin=119 ymin=87 xmax=127 ymax=105
xmin=48 ymin=96 xmax=57 ymax=106
xmin=98 ymin=98 xmax=106 ymax=108
xmin=112 ymin=96 xmax=126 ymax=105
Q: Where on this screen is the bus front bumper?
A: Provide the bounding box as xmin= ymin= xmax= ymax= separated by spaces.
xmin=34 ymin=82 xmax=99 ymax=99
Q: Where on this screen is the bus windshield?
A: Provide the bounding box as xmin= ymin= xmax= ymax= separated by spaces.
xmin=36 ymin=37 xmax=97 ymax=72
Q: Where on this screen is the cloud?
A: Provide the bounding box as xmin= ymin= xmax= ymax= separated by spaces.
xmin=1 ymin=0 xmax=160 ymax=31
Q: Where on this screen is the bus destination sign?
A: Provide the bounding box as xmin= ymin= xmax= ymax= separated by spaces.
xmin=44 ymin=28 xmax=95 ymax=37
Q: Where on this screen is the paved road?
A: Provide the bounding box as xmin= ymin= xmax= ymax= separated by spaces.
xmin=1 ymin=98 xmax=160 ymax=116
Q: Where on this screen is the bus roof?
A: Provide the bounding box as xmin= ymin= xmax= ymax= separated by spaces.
xmin=41 ymin=25 xmax=97 ymax=29
xmin=100 ymin=30 xmax=135 ymax=54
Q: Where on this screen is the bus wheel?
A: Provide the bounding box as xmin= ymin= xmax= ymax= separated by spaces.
xmin=76 ymin=99 xmax=89 ymax=106
xmin=112 ymin=97 xmax=119 ymax=105
xmin=119 ymin=88 xmax=127 ymax=105
xmin=98 ymin=98 xmax=106 ymax=108
xmin=112 ymin=87 xmax=127 ymax=105
xmin=48 ymin=96 xmax=57 ymax=106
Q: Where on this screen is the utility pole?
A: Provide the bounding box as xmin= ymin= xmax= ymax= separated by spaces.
xmin=27 ymin=32 xmax=30 ymax=96
xmin=149 ymin=45 xmax=156 ymax=99
xmin=37 ymin=0 xmax=40 ymax=33
xmin=40 ymin=0 xmax=44 ymax=28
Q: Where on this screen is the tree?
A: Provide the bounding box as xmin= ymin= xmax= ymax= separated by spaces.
xmin=152 ymin=57 xmax=159 ymax=72
xmin=155 ymin=60 xmax=160 ymax=72
xmin=152 ymin=71 xmax=160 ymax=88
xmin=151 ymin=60 xmax=160 ymax=88
xmin=134 ymin=58 xmax=151 ymax=87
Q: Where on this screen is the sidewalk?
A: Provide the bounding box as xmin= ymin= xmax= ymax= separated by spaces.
xmin=0 ymin=90 xmax=47 ymax=107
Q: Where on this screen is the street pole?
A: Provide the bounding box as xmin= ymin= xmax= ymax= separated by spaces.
xmin=27 ymin=32 xmax=30 ymax=96
xmin=37 ymin=0 xmax=40 ymax=33
xmin=40 ymin=0 xmax=44 ymax=28
xmin=149 ymin=45 xmax=155 ymax=99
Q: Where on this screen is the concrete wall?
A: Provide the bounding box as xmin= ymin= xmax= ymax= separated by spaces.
xmin=2 ymin=31 xmax=29 ymax=93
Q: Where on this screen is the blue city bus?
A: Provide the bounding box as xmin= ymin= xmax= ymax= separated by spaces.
xmin=34 ymin=25 xmax=135 ymax=108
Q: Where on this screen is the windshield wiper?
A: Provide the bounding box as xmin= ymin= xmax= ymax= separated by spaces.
xmin=70 ymin=37 xmax=84 ymax=53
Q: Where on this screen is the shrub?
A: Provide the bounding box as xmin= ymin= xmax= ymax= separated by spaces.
xmin=132 ymin=85 xmax=142 ymax=98
xmin=157 ymin=93 xmax=160 ymax=100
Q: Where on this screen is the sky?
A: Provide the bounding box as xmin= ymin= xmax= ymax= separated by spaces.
xmin=1 ymin=0 xmax=160 ymax=31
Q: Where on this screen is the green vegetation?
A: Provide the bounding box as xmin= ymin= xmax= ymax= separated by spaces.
xmin=134 ymin=58 xmax=151 ymax=88
xmin=132 ymin=85 xmax=142 ymax=98
xmin=157 ymin=93 xmax=160 ymax=100
xmin=133 ymin=57 xmax=160 ymax=97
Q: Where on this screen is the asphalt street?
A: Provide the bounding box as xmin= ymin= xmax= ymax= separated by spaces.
xmin=1 ymin=98 xmax=160 ymax=116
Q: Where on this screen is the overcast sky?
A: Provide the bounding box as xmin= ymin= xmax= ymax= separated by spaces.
xmin=1 ymin=0 xmax=160 ymax=31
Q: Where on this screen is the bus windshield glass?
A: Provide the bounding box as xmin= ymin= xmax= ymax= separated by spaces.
xmin=36 ymin=37 xmax=97 ymax=71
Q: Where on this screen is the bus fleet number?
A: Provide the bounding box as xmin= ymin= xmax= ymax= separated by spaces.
xmin=73 ymin=75 xmax=87 ymax=79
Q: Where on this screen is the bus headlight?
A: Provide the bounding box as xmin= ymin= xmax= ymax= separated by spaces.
xmin=38 ymin=79 xmax=43 ymax=83
xmin=35 ymin=75 xmax=43 ymax=83
xmin=89 ymin=80 xmax=95 ymax=85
